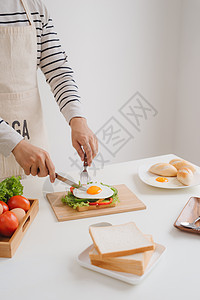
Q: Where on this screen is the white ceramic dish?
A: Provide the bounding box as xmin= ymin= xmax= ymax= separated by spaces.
xmin=138 ymin=163 xmax=200 ymax=189
xmin=77 ymin=242 xmax=165 ymax=285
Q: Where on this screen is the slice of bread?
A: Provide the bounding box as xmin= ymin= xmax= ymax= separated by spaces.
xmin=77 ymin=202 xmax=117 ymax=212
xmin=89 ymin=234 xmax=154 ymax=275
xmin=89 ymin=222 xmax=155 ymax=258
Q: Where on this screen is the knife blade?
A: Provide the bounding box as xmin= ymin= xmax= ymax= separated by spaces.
xmin=55 ymin=173 xmax=87 ymax=191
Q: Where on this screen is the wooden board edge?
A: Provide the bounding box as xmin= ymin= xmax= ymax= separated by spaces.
xmin=45 ymin=195 xmax=61 ymax=222
xmin=57 ymin=203 xmax=146 ymax=222
xmin=173 ymin=196 xmax=194 ymax=228
xmin=9 ymin=199 xmax=39 ymax=242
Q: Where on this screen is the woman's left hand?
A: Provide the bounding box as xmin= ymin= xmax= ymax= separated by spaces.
xmin=70 ymin=117 xmax=98 ymax=166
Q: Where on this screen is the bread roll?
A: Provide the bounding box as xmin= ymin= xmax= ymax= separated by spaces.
xmin=169 ymin=159 xmax=196 ymax=173
xmin=148 ymin=163 xmax=177 ymax=177
xmin=177 ymin=167 xmax=194 ymax=186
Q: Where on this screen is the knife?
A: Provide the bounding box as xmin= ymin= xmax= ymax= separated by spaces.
xmin=55 ymin=173 xmax=87 ymax=191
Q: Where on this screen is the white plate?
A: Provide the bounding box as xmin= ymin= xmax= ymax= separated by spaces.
xmin=77 ymin=243 xmax=166 ymax=285
xmin=138 ymin=163 xmax=200 ymax=189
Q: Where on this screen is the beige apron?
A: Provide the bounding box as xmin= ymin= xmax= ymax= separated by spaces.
xmin=0 ymin=0 xmax=47 ymax=180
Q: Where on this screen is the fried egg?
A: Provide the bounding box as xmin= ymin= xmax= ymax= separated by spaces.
xmin=156 ymin=177 xmax=168 ymax=183
xmin=73 ymin=183 xmax=114 ymax=199
xmin=87 ymin=185 xmax=102 ymax=195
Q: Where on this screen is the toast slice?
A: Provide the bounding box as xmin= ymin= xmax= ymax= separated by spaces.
xmin=77 ymin=202 xmax=117 ymax=212
xmin=89 ymin=222 xmax=155 ymax=258
xmin=89 ymin=235 xmax=154 ymax=276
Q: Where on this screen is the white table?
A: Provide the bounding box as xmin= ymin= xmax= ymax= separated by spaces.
xmin=1 ymin=154 xmax=199 ymax=300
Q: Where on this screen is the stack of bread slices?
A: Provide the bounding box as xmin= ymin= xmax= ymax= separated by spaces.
xmin=89 ymin=222 xmax=155 ymax=276
xmin=149 ymin=158 xmax=196 ymax=186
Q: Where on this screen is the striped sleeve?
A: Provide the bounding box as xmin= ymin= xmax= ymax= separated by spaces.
xmin=0 ymin=118 xmax=23 ymax=157
xmin=37 ymin=3 xmax=85 ymax=123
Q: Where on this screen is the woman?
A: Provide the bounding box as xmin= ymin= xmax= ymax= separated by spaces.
xmin=0 ymin=0 xmax=98 ymax=183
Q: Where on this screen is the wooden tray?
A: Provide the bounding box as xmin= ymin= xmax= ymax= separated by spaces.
xmin=46 ymin=184 xmax=146 ymax=222
xmin=0 ymin=199 xmax=39 ymax=258
xmin=174 ymin=197 xmax=200 ymax=234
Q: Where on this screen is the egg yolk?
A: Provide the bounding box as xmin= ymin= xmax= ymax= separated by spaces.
xmin=156 ymin=177 xmax=168 ymax=183
xmin=87 ymin=186 xmax=102 ymax=195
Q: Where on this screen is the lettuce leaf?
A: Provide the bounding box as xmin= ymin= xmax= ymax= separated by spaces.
xmin=0 ymin=176 xmax=23 ymax=203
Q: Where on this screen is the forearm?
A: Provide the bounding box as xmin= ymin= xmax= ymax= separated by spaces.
xmin=0 ymin=118 xmax=23 ymax=157
xmin=38 ymin=6 xmax=85 ymax=123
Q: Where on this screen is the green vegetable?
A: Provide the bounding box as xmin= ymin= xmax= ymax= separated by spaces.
xmin=0 ymin=176 xmax=23 ymax=203
xmin=61 ymin=194 xmax=90 ymax=209
xmin=61 ymin=182 xmax=119 ymax=210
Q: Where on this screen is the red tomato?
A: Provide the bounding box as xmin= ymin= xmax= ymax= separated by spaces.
xmin=0 ymin=211 xmax=19 ymax=237
xmin=7 ymin=195 xmax=30 ymax=212
xmin=70 ymin=186 xmax=75 ymax=193
xmin=0 ymin=200 xmax=9 ymax=213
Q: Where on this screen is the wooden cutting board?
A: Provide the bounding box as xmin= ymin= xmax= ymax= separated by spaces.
xmin=174 ymin=196 xmax=200 ymax=235
xmin=46 ymin=184 xmax=146 ymax=222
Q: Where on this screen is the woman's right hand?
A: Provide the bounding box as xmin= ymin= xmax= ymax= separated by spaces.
xmin=12 ymin=140 xmax=56 ymax=183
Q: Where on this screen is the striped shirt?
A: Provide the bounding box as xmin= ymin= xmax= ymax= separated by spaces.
xmin=0 ymin=0 xmax=84 ymax=157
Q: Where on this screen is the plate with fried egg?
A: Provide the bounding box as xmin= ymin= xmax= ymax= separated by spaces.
xmin=138 ymin=159 xmax=200 ymax=189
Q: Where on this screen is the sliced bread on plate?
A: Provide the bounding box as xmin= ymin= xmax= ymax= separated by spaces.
xmin=89 ymin=234 xmax=154 ymax=275
xmin=89 ymin=222 xmax=155 ymax=258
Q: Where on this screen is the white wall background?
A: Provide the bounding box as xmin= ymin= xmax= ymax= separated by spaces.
xmin=37 ymin=0 xmax=200 ymax=177
xmin=174 ymin=0 xmax=200 ymax=166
